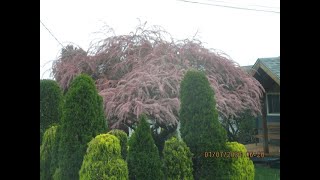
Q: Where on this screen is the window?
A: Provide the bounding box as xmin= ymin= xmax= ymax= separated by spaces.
xmin=267 ymin=93 xmax=280 ymax=115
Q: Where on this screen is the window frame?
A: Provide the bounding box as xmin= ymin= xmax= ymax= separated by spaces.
xmin=266 ymin=93 xmax=280 ymax=116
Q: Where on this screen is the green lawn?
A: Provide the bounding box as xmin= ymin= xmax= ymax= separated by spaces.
xmin=255 ymin=164 xmax=280 ymax=180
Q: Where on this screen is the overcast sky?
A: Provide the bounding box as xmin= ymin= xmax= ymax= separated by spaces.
xmin=40 ymin=0 xmax=280 ymax=79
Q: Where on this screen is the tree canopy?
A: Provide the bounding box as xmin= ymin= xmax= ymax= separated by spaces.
xmin=51 ymin=23 xmax=264 ymax=132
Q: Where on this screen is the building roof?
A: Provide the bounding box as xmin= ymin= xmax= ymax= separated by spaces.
xmin=251 ymin=57 xmax=280 ymax=85
xmin=240 ymin=65 xmax=253 ymax=73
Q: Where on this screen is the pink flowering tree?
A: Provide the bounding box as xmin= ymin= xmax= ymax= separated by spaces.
xmin=51 ymin=23 xmax=264 ymax=142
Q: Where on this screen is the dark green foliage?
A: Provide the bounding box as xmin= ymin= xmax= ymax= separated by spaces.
xmin=162 ymin=137 xmax=194 ymax=180
xmin=222 ymin=110 xmax=256 ymax=143
xmin=179 ymin=70 xmax=227 ymax=179
xmin=225 ymin=142 xmax=255 ymax=180
xmin=237 ymin=112 xmax=256 ymax=144
xmin=79 ymin=134 xmax=129 ymax=180
xmin=40 ymin=79 xmax=63 ymax=144
xmin=127 ymin=114 xmax=163 ymax=180
xmin=58 ymin=74 xmax=107 ymax=180
xmin=108 ymin=129 xmax=128 ymax=160
xmin=40 ymin=125 xmax=58 ymax=180
xmin=151 ymin=127 xmax=176 ymax=157
xmin=61 ymin=45 xmax=86 ymax=59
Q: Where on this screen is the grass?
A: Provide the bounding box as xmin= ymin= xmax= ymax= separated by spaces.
xmin=254 ymin=164 xmax=280 ymax=180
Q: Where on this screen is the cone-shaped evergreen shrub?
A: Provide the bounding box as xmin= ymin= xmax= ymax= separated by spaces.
xmin=179 ymin=70 xmax=227 ymax=179
xmin=162 ymin=137 xmax=194 ymax=180
xmin=127 ymin=114 xmax=163 ymax=180
xmin=108 ymin=129 xmax=128 ymax=160
xmin=79 ymin=134 xmax=129 ymax=180
xmin=40 ymin=125 xmax=58 ymax=180
xmin=58 ymin=74 xmax=107 ymax=180
xmin=40 ymin=79 xmax=63 ymax=144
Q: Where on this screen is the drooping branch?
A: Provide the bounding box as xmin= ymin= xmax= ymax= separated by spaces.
xmin=51 ymin=23 xmax=264 ymax=131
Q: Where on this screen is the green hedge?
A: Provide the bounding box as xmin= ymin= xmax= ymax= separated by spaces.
xmin=127 ymin=114 xmax=163 ymax=180
xmin=40 ymin=79 xmax=63 ymax=144
xmin=40 ymin=125 xmax=58 ymax=180
xmin=162 ymin=137 xmax=194 ymax=180
xmin=79 ymin=134 xmax=128 ymax=180
xmin=108 ymin=129 xmax=128 ymax=160
xmin=58 ymin=74 xmax=107 ymax=180
xmin=179 ymin=70 xmax=227 ymax=179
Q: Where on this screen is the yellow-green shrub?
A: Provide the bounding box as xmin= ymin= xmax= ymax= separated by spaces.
xmin=162 ymin=137 xmax=193 ymax=180
xmin=40 ymin=125 xmax=58 ymax=180
xmin=79 ymin=134 xmax=128 ymax=180
xmin=225 ymin=142 xmax=255 ymax=180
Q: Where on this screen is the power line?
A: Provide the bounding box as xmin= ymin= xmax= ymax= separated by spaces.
xmin=205 ymin=0 xmax=280 ymax=10
xmin=178 ymin=0 xmax=280 ymax=13
xmin=40 ymin=20 xmax=65 ymax=48
xmin=176 ymin=0 xmax=280 ymax=13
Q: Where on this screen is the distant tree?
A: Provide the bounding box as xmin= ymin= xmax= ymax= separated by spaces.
xmin=40 ymin=79 xmax=63 ymax=144
xmin=162 ymin=137 xmax=193 ymax=180
xmin=40 ymin=125 xmax=58 ymax=180
xmin=61 ymin=45 xmax=86 ymax=59
xmin=179 ymin=70 xmax=227 ymax=179
xmin=58 ymin=74 xmax=107 ymax=180
xmin=237 ymin=113 xmax=256 ymax=144
xmin=52 ymin=45 xmax=87 ymax=93
xmin=108 ymin=129 xmax=128 ymax=160
xmin=151 ymin=124 xmax=179 ymax=157
xmin=51 ymin=23 xmax=264 ymax=138
xmin=127 ymin=114 xmax=163 ymax=180
xmin=221 ymin=110 xmax=256 ymax=143
xmin=79 ymin=134 xmax=128 ymax=180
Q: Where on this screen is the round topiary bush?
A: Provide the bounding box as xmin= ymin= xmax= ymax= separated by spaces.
xmin=40 ymin=125 xmax=58 ymax=180
xmin=40 ymin=79 xmax=63 ymax=144
xmin=79 ymin=134 xmax=129 ymax=180
xmin=225 ymin=142 xmax=255 ymax=180
xmin=179 ymin=70 xmax=227 ymax=179
xmin=127 ymin=114 xmax=163 ymax=180
xmin=162 ymin=137 xmax=194 ymax=180
xmin=108 ymin=129 xmax=128 ymax=160
xmin=58 ymin=74 xmax=108 ymax=180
